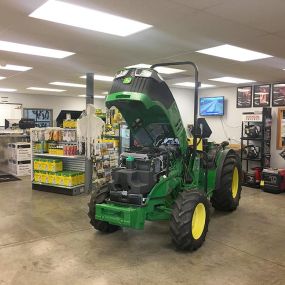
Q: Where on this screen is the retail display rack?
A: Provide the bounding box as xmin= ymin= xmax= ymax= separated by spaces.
xmin=240 ymin=108 xmax=272 ymax=188
xmin=31 ymin=127 xmax=85 ymax=195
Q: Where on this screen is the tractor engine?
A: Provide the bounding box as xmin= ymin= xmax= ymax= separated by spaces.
xmin=109 ymin=145 xmax=180 ymax=205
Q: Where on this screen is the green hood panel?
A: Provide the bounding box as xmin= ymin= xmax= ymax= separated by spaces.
xmin=106 ymin=91 xmax=188 ymax=152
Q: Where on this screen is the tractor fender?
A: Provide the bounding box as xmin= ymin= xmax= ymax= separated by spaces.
xmin=215 ymin=148 xmax=237 ymax=190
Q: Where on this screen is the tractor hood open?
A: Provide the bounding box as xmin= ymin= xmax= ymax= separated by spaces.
xmin=106 ymin=68 xmax=187 ymax=150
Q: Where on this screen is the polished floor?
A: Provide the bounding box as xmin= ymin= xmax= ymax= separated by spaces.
xmin=0 ymin=177 xmax=284 ymax=285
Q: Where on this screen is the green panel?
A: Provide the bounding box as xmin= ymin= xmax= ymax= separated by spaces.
xmin=96 ymin=203 xmax=146 ymax=230
xmin=106 ymin=91 xmax=188 ymax=154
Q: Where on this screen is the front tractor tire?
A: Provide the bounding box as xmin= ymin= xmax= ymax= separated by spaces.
xmin=88 ymin=187 xmax=120 ymax=233
xmin=211 ymin=152 xmax=242 ymax=211
xmin=170 ymin=191 xmax=210 ymax=251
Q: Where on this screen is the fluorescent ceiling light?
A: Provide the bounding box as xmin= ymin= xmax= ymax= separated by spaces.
xmin=0 ymin=77 xmax=6 ymax=80
xmin=80 ymin=75 xmax=113 ymax=82
xmin=196 ymin=44 xmax=272 ymax=62
xmin=27 ymin=87 xmax=65 ymax=92
xmin=78 ymin=94 xmax=105 ymax=99
xmin=0 ymin=88 xmax=17 ymax=92
xmin=173 ymin=82 xmax=215 ymax=88
xmin=0 ymin=64 xmax=32 ymax=71
xmin=126 ymin=63 xmax=185 ymax=74
xmin=209 ymin=77 xmax=256 ymax=84
xmin=30 ymin=0 xmax=152 ymax=37
xmin=0 ymin=40 xmax=74 ymax=59
xmin=50 ymin=82 xmax=85 ymax=88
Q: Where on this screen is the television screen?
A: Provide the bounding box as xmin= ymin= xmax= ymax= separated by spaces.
xmin=199 ymin=96 xmax=224 ymax=116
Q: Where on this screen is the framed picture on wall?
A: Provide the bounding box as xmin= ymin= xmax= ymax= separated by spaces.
xmin=237 ymin=86 xmax=252 ymax=108
xmin=253 ymin=84 xmax=271 ymax=107
xmin=272 ymin=83 xmax=285 ymax=106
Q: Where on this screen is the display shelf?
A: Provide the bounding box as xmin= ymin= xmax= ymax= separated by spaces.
xmin=32 ymin=182 xmax=84 ymax=196
xmin=240 ymin=108 xmax=272 ymax=188
xmin=33 ymin=153 xmax=84 ymax=159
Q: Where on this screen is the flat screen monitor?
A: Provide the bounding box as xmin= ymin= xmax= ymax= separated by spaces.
xmin=199 ymin=96 xmax=224 ymax=116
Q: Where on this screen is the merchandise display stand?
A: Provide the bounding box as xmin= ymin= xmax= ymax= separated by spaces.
xmin=241 ymin=108 xmax=272 ymax=187
xmin=31 ymin=127 xmax=85 ymax=195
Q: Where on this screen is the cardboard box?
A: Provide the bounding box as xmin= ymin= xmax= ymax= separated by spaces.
xmin=9 ymin=159 xmax=31 ymax=176
xmin=8 ymin=142 xmax=31 ymax=161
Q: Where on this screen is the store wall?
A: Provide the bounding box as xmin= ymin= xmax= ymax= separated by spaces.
xmin=171 ymin=86 xmax=284 ymax=168
xmin=1 ymin=92 xmax=105 ymax=125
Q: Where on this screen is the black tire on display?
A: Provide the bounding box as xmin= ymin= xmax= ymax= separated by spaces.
xmin=170 ymin=191 xmax=210 ymax=251
xmin=88 ymin=187 xmax=120 ymax=233
xmin=211 ymin=153 xmax=242 ymax=211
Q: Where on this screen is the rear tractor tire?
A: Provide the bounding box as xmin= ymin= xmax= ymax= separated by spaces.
xmin=170 ymin=191 xmax=210 ymax=251
xmin=211 ymin=152 xmax=242 ymax=211
xmin=88 ymin=187 xmax=120 ymax=233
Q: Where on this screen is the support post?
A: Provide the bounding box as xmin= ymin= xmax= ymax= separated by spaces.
xmin=85 ymin=73 xmax=94 ymax=193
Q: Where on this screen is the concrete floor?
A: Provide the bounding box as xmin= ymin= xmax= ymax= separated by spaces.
xmin=0 ymin=177 xmax=284 ymax=285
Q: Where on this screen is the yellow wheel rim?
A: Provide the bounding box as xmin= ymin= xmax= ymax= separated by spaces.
xmin=232 ymin=167 xmax=239 ymax=198
xmin=192 ymin=203 xmax=206 ymax=240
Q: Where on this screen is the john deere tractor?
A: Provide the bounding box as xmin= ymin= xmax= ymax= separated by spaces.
xmin=88 ymin=61 xmax=242 ymax=251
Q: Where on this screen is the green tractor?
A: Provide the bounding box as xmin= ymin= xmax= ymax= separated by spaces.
xmin=88 ymin=61 xmax=242 ymax=251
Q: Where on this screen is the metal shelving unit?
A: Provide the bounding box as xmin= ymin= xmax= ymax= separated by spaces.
xmin=30 ymin=128 xmax=86 ymax=196
xmin=241 ymin=108 xmax=272 ymax=187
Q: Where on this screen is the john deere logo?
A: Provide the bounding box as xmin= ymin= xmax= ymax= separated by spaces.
xmin=123 ymin=77 xmax=132 ymax=84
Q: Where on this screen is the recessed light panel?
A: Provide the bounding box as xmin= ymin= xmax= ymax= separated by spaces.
xmin=0 ymin=64 xmax=32 ymax=71
xmin=209 ymin=77 xmax=256 ymax=84
xmin=0 ymin=40 xmax=74 ymax=58
xmin=127 ymin=64 xmax=185 ymax=74
xmin=78 ymin=94 xmax=105 ymax=99
xmin=0 ymin=88 xmax=17 ymax=92
xmin=197 ymin=44 xmax=272 ymax=62
xmin=30 ymin=0 xmax=152 ymax=37
xmin=0 ymin=77 xmax=6 ymax=80
xmin=50 ymin=82 xmax=85 ymax=88
xmin=80 ymin=75 xmax=113 ymax=82
xmin=173 ymin=82 xmax=215 ymax=88
xmin=27 ymin=87 xmax=65 ymax=92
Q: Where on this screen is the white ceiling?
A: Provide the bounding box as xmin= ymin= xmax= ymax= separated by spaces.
xmin=0 ymin=0 xmax=285 ymax=97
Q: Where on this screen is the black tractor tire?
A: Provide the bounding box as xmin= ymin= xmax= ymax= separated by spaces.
xmin=88 ymin=187 xmax=120 ymax=233
xmin=170 ymin=191 xmax=210 ymax=251
xmin=211 ymin=152 xmax=242 ymax=211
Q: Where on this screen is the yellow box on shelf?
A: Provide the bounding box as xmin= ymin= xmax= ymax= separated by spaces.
xmin=47 ymin=159 xmax=63 ymax=172
xmin=47 ymin=172 xmax=57 ymax=185
xmin=55 ymin=172 xmax=64 ymax=186
xmin=63 ymin=120 xmax=77 ymax=129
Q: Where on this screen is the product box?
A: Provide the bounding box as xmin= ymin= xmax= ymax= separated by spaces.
xmin=55 ymin=172 xmax=64 ymax=186
xmin=41 ymin=159 xmax=49 ymax=172
xmin=61 ymin=171 xmax=77 ymax=187
xmin=47 ymin=159 xmax=63 ymax=172
xmin=63 ymin=119 xmax=77 ymax=129
xmin=261 ymin=168 xmax=285 ymax=194
xmin=47 ymin=172 xmax=57 ymax=185
xmin=8 ymin=142 xmax=31 ymax=161
xmin=33 ymin=171 xmax=41 ymax=183
xmin=40 ymin=172 xmax=49 ymax=184
xmin=9 ymin=159 xmax=31 ymax=176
